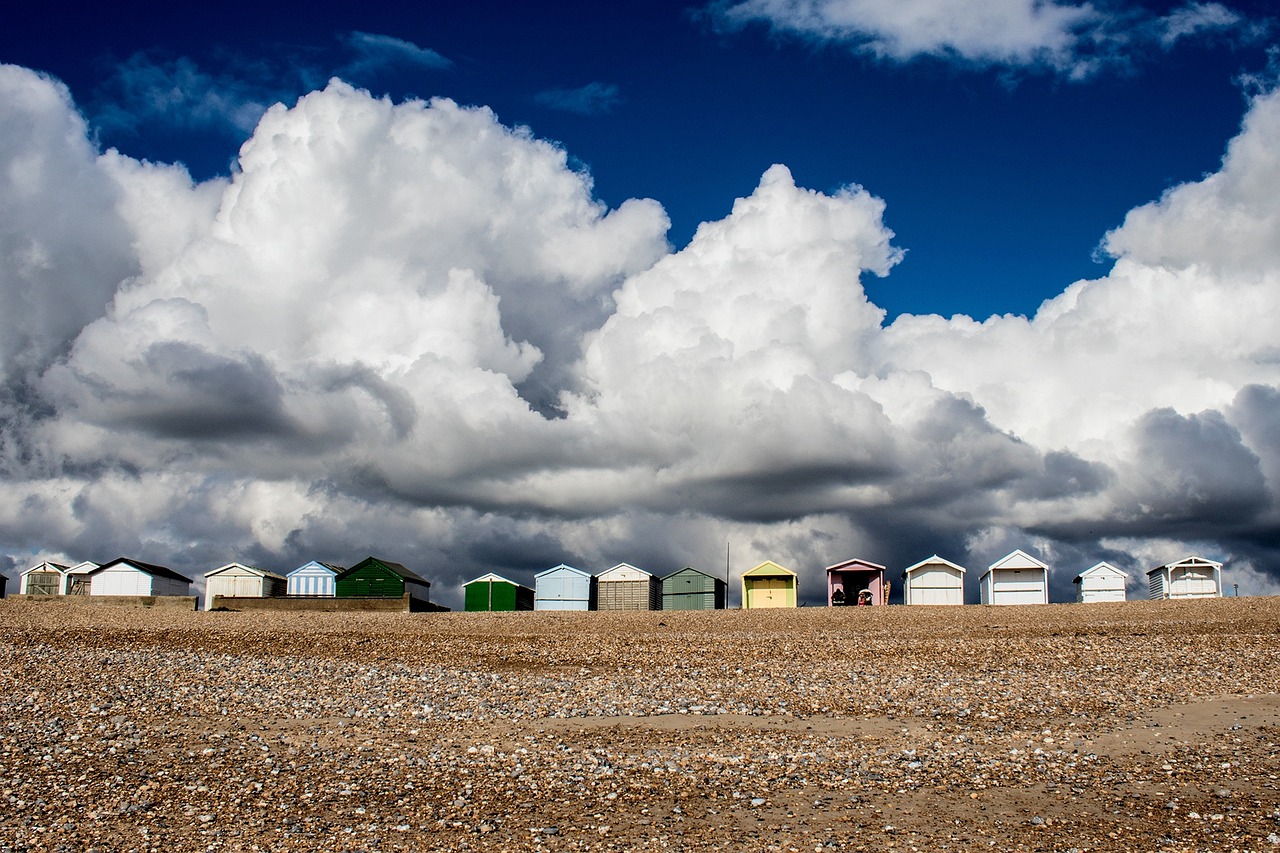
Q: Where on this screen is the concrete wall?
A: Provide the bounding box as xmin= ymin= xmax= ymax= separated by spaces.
xmin=10 ymin=594 xmax=198 ymax=610
xmin=211 ymin=594 xmax=414 ymax=612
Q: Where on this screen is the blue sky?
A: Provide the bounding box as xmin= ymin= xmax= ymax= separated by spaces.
xmin=5 ymin=0 xmax=1272 ymax=319
xmin=3 ymin=1 xmax=1280 ymax=605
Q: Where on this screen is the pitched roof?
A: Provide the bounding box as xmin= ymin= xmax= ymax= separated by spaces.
xmin=902 ymin=555 xmax=967 ymax=576
xmin=288 ymin=560 xmax=345 ymax=576
xmin=598 ymin=562 xmax=654 ymax=581
xmin=825 ymin=557 xmax=886 ymax=574
xmin=90 ymin=558 xmax=192 ymax=583
xmin=743 ymin=560 xmax=796 ymax=578
xmin=204 ymin=562 xmax=287 ymax=580
xmin=1147 ymin=554 xmax=1223 ymax=576
xmin=464 ymin=572 xmax=529 ymax=588
xmin=535 ymin=563 xmax=591 ymax=579
xmin=981 ymin=549 xmax=1049 ymax=578
xmin=21 ymin=561 xmax=69 ymax=576
xmin=339 ymin=556 xmax=429 ymax=586
xmin=660 ymin=566 xmax=723 ymax=582
xmin=1073 ymin=562 xmax=1126 ymax=584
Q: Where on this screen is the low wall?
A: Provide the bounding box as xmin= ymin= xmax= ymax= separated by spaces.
xmin=9 ymin=594 xmax=198 ymax=610
xmin=212 ymin=594 xmax=414 ymax=612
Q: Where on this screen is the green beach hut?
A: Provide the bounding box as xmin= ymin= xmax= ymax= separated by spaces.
xmin=335 ymin=556 xmax=432 ymax=606
xmin=463 ymin=573 xmax=535 ymax=612
xmin=660 ymin=567 xmax=726 ymax=610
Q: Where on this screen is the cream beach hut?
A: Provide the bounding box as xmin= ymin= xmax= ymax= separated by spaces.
xmin=596 ymin=563 xmax=660 ymax=611
xmin=18 ymin=562 xmax=69 ymax=596
xmin=741 ymin=561 xmax=798 ymax=609
xmin=204 ymin=562 xmax=287 ymax=609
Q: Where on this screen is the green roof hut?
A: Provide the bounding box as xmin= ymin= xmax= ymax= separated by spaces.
xmin=464 ymin=573 xmax=534 ymax=612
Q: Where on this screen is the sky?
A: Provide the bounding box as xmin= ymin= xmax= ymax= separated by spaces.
xmin=2 ymin=0 xmax=1279 ymax=607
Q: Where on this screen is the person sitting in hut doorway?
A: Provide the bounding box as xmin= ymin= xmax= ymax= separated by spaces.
xmin=832 ymin=587 xmax=846 ymax=606
xmin=856 ymin=589 xmax=872 ymax=606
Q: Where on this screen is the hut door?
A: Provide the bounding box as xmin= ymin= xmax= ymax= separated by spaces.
xmin=27 ymin=572 xmax=60 ymax=595
xmin=754 ymin=578 xmax=787 ymax=607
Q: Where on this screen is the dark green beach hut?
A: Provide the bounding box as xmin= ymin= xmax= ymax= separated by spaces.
xmin=336 ymin=556 xmax=431 ymax=604
xmin=660 ymin=567 xmax=726 ymax=611
xmin=463 ymin=573 xmax=535 ymax=612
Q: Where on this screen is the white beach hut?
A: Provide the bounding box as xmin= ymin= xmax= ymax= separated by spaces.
xmin=87 ymin=558 xmax=192 ymax=597
xmin=902 ymin=555 xmax=967 ymax=606
xmin=1147 ymin=555 xmax=1222 ymax=600
xmin=979 ymin=550 xmax=1049 ymax=606
xmin=204 ymin=562 xmax=287 ymax=609
xmin=64 ymin=561 xmax=100 ymax=595
xmin=1073 ymin=562 xmax=1127 ymax=603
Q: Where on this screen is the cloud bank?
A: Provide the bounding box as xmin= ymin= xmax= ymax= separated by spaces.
xmin=2 ymin=62 xmax=1279 ymax=605
xmin=709 ymin=0 xmax=1263 ymax=78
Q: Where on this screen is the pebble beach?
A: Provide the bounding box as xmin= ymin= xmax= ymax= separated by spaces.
xmin=3 ymin=597 xmax=1279 ymax=852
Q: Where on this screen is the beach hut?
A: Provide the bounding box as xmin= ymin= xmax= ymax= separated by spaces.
xmin=463 ymin=573 xmax=534 ymax=612
xmin=286 ymin=560 xmax=343 ymax=596
xmin=87 ymin=558 xmax=192 ymax=597
xmin=203 ymin=562 xmax=287 ymax=609
xmin=534 ymin=564 xmax=595 ymax=611
xmin=0 ymin=574 xmax=6 ymax=598
xmin=335 ymin=557 xmax=432 ymax=605
xmin=741 ymin=561 xmax=798 ymax=609
xmin=19 ymin=562 xmax=69 ymax=596
xmin=596 ymin=563 xmax=660 ymax=611
xmin=902 ymin=555 xmax=967 ymax=606
xmin=660 ymin=567 xmax=726 ymax=611
xmin=1074 ymin=562 xmax=1127 ymax=603
xmin=826 ymin=558 xmax=887 ymax=606
xmin=979 ymin=550 xmax=1049 ymax=605
xmin=1147 ymin=555 xmax=1222 ymax=600
xmin=64 ymin=561 xmax=99 ymax=595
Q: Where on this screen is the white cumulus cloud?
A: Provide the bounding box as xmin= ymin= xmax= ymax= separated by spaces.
xmin=2 ymin=63 xmax=1280 ymax=605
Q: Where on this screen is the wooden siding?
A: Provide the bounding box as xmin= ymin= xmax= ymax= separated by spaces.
xmin=597 ymin=578 xmax=659 ymax=611
xmin=337 ymin=564 xmax=405 ymax=598
xmin=661 ymin=568 xmax=725 ymax=611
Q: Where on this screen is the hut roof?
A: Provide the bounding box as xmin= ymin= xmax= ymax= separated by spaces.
xmin=902 ymin=555 xmax=967 ymax=576
xmin=339 ymin=556 xmax=429 ymax=586
xmin=90 ymin=558 xmax=192 ymax=583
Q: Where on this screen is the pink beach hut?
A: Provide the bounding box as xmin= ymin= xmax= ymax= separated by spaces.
xmin=826 ymin=558 xmax=888 ymax=606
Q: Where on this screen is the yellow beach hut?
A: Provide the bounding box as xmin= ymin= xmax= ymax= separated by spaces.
xmin=741 ymin=561 xmax=798 ymax=609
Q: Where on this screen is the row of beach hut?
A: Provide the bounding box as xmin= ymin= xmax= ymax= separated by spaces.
xmin=10 ymin=551 xmax=1224 ymax=610
xmin=12 ymin=556 xmax=440 ymax=610
xmin=464 ymin=552 xmax=1225 ymax=611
